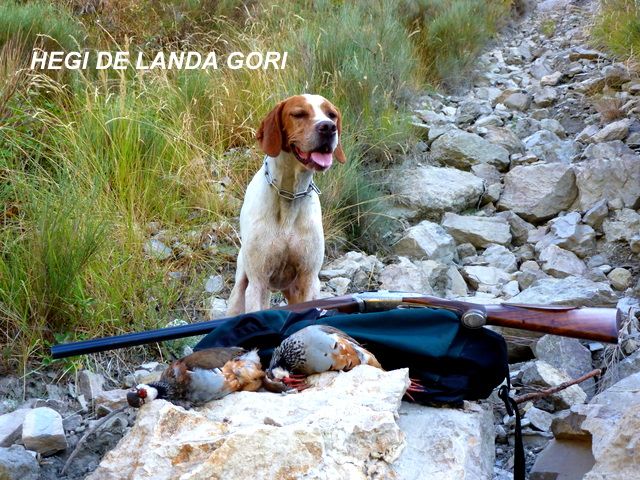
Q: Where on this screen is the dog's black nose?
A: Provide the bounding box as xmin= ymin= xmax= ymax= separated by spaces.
xmin=316 ymin=121 xmax=337 ymax=136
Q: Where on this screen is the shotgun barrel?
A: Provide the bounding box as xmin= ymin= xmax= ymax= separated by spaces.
xmin=50 ymin=291 xmax=621 ymax=359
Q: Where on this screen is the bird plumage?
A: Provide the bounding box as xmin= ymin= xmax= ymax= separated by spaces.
xmin=127 ymin=347 xmax=264 ymax=408
xmin=265 ymin=325 xmax=382 ymax=391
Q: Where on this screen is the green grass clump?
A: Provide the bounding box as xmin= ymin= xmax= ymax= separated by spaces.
xmin=0 ymin=0 xmax=514 ymax=371
xmin=592 ymin=0 xmax=640 ymax=69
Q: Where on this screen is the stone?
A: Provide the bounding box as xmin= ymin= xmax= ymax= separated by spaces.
xmin=583 ymin=199 xmax=608 ymax=230
xmin=389 ymin=165 xmax=484 ymax=219
xmin=430 ymin=129 xmax=510 ymax=171
xmin=0 ymin=409 xmax=29 ymax=447
xmin=21 ymin=407 xmax=67 ymax=455
xmin=321 ymin=252 xmax=383 ymax=291
xmin=536 ymin=212 xmax=596 ymax=258
xmin=539 ymin=245 xmax=587 ymax=278
xmin=530 ymin=439 xmax=595 ymax=480
xmin=569 ymin=48 xmax=605 ymax=61
xmin=442 ymin=213 xmax=511 ymax=248
xmin=583 ymin=140 xmax=636 ymax=161
xmin=394 ymin=402 xmax=494 ymax=480
xmin=590 ymin=119 xmax=630 ymax=143
xmin=204 ymin=275 xmax=224 ymax=294
xmin=456 ymin=100 xmax=493 ymax=124
xmin=631 ymin=235 xmax=640 ymax=254
xmin=470 ymin=163 xmax=501 ymax=185
xmin=94 ymin=390 xmax=129 ymax=416
xmin=478 ymin=244 xmax=517 ymax=273
xmin=526 ymin=406 xmax=553 ymax=432
xmin=393 ymin=221 xmax=456 ymax=263
xmin=521 ymin=361 xmax=587 ymax=410
xmin=539 ymin=118 xmax=566 ymax=138
xmin=481 ymin=126 xmax=525 ymax=155
xmin=77 ymin=370 xmax=104 ymax=402
xmin=379 ymin=257 xmax=444 ymax=295
xmin=603 ymin=63 xmax=631 ymax=87
xmin=89 ymin=366 xmax=410 ymax=480
xmin=446 ymin=266 xmax=468 ymax=298
xmin=496 ymin=211 xmax=535 ymax=246
xmin=533 ymin=86 xmax=558 ymax=107
xmin=327 ymin=277 xmax=351 ymax=296
xmin=582 ymin=373 xmax=640 ymax=479
xmin=462 ymin=266 xmax=513 ymax=290
xmin=456 ymin=243 xmax=477 ymax=260
xmin=541 ymin=71 xmax=563 ymax=86
xmin=144 ymin=238 xmax=172 ymax=260
xmin=0 ymin=445 xmax=39 ymax=480
xmin=499 ymin=163 xmax=578 ymax=222
xmin=501 ymin=280 xmax=520 ymax=298
xmin=510 ymin=276 xmax=617 ymax=307
xmin=206 ymin=297 xmax=227 ymax=320
xmin=534 ymin=335 xmax=595 ymax=396
xmin=523 ymin=130 xmax=578 ymax=163
xmin=602 ymin=209 xmax=640 ymax=243
xmin=607 ymin=267 xmax=632 ymax=291
xmin=573 ymin=155 xmax=640 ymax=211
xmin=503 ymin=92 xmax=531 ymax=111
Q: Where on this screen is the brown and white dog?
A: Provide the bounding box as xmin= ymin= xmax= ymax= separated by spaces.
xmin=227 ymin=94 xmax=345 ymax=315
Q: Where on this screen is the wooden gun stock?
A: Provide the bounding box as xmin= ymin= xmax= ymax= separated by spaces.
xmin=282 ymin=292 xmax=621 ymax=344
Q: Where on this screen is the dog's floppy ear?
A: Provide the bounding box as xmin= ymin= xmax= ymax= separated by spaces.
xmin=256 ymin=101 xmax=286 ymax=157
xmin=334 ymin=108 xmax=346 ymax=164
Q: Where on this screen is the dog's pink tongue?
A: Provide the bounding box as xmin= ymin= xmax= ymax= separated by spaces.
xmin=310 ymin=152 xmax=333 ymax=168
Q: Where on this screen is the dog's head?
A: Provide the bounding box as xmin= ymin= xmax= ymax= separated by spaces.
xmin=256 ymin=94 xmax=346 ymax=171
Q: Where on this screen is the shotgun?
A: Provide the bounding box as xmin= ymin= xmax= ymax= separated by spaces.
xmin=50 ymin=291 xmax=621 ymax=359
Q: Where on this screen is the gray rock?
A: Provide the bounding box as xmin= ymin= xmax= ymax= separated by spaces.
xmin=389 ymin=165 xmax=484 ymax=219
xmin=77 ymin=370 xmax=104 ymax=402
xmin=607 ymin=268 xmax=632 ymax=291
xmin=539 ymin=245 xmax=587 ymax=278
xmin=521 ymin=361 xmax=587 ymax=410
xmin=539 ymin=118 xmax=566 ymax=138
xmin=393 ymin=221 xmax=456 ymax=263
xmin=583 ymin=140 xmax=636 ymax=161
xmin=526 ymin=406 xmax=554 ymax=432
xmin=206 ymin=297 xmax=227 ymax=320
xmin=321 ymin=251 xmax=383 ymax=285
xmin=603 ymin=63 xmax=631 ymax=87
xmin=0 ymin=445 xmax=39 ymax=480
xmin=503 ymin=92 xmax=532 ymax=111
xmin=540 ymin=71 xmax=563 ymax=86
xmin=517 ymin=260 xmax=548 ymax=290
xmin=394 ymin=402 xmax=494 ymax=480
xmin=446 ymin=266 xmax=468 ymax=298
xmin=478 ymin=244 xmax=518 ymax=273
xmin=569 ymin=48 xmax=606 ymax=61
xmin=327 ymin=277 xmax=351 ymax=296
xmin=462 ymin=266 xmax=513 ymax=290
xmin=509 ymin=276 xmax=617 ymax=306
xmin=204 ymin=275 xmax=224 ymax=294
xmin=523 ymin=130 xmax=578 ymax=163
xmin=144 ymin=238 xmax=172 ymax=260
xmin=534 ymin=335 xmax=595 ymax=396
xmin=533 ymin=86 xmax=558 ymax=107
xmin=572 ymin=155 xmax=640 ymax=211
xmin=481 ymin=126 xmax=525 ymax=155
xmin=21 ymin=407 xmax=67 ymax=455
xmin=0 ymin=409 xmax=29 ymax=448
xmin=581 ymin=372 xmax=640 ymax=479
xmin=496 ymin=211 xmax=535 ymax=246
xmin=379 ymin=257 xmax=440 ymax=294
xmin=430 ymin=129 xmax=510 ymax=171
xmin=456 ymin=243 xmax=477 ymax=260
xmin=602 ymin=208 xmax=640 ymax=243
xmin=94 ymin=390 xmax=129 ymax=416
xmin=499 ymin=163 xmax=578 ymax=222
xmin=590 ymin=119 xmax=630 ymax=143
xmin=456 ymin=100 xmax=492 ymax=124
xmin=441 ymin=213 xmax=512 ymax=248
xmin=535 ymin=212 xmax=596 ymax=258
xmin=470 ymin=163 xmax=501 ymax=185
xmin=577 ymin=124 xmax=600 ymax=143
xmin=582 ymin=199 xmax=609 ymax=230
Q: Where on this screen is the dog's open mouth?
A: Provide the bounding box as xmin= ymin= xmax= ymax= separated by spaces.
xmin=292 ymin=144 xmax=333 ymax=171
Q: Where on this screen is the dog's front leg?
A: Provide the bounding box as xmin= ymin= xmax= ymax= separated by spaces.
xmin=244 ymin=280 xmax=271 ymax=313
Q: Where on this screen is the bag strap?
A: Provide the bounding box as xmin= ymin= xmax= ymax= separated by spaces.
xmin=498 ymin=381 xmax=525 ymax=480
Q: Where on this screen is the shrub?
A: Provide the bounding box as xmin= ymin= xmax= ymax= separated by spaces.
xmin=592 ymin=0 xmax=640 ymax=69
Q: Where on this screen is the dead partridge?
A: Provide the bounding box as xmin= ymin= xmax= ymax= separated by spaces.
xmin=263 ymin=325 xmax=382 ymax=392
xmin=127 ymin=347 xmax=264 ymax=408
